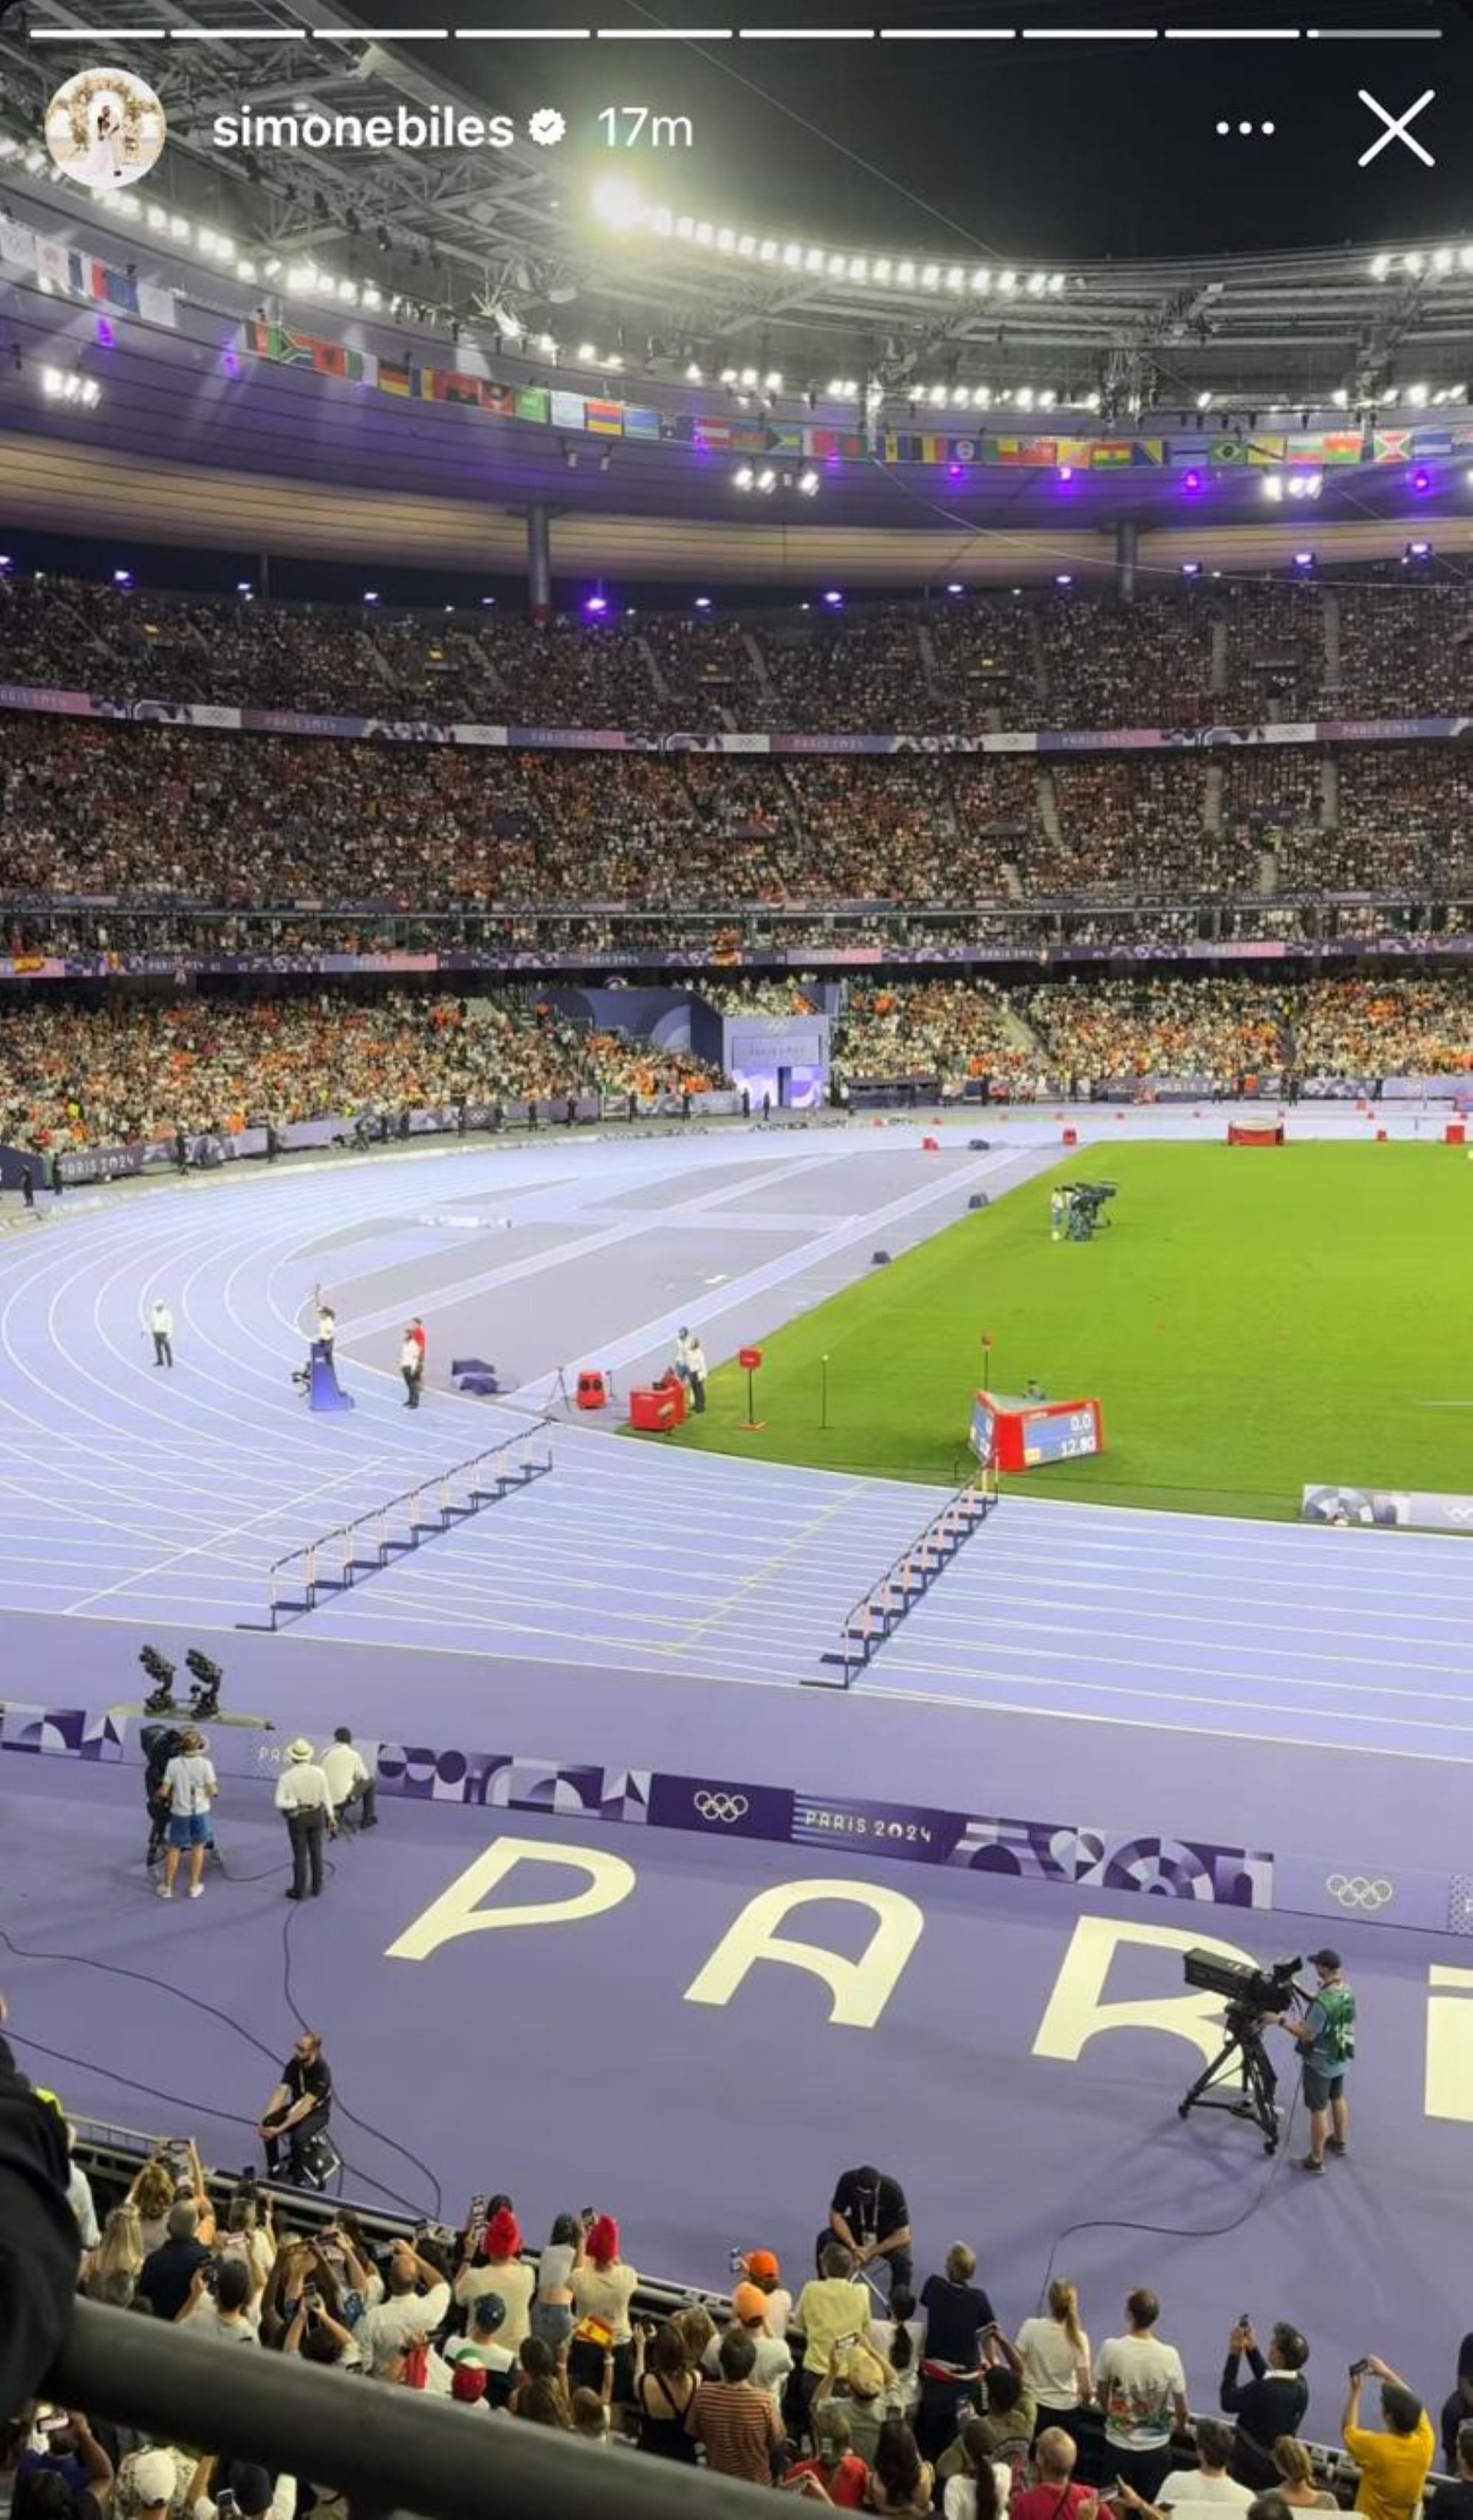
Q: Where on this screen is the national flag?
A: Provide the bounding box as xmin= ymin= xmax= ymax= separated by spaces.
xmin=585 ymin=399 xmax=623 ymax=434
xmin=1372 ymin=430 xmax=1412 ymax=463
xmin=430 ymin=370 xmax=483 ymax=406
xmin=379 ymin=361 xmax=414 ymax=397
xmin=1089 ymin=441 xmax=1135 ymax=468
xmin=549 ymin=389 xmax=585 ymax=430
xmin=91 ymin=260 xmax=139 ymax=315
xmin=514 ymin=387 xmax=549 ymax=422
xmin=622 ymin=406 xmax=661 ymax=440
xmin=694 ymin=415 xmax=732 ymax=451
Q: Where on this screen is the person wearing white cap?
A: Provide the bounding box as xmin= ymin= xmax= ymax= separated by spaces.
xmin=273 ymin=1739 xmax=337 ymax=1901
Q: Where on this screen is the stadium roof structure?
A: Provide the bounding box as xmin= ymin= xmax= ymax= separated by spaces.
xmin=7 ymin=0 xmax=1473 ymax=577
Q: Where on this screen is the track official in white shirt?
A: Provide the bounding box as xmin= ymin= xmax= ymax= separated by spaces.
xmin=151 ymin=1302 xmax=175 ymax=1369
xmin=274 ymin=1739 xmax=337 ymax=1902
xmin=321 ymin=1728 xmax=377 ymax=1835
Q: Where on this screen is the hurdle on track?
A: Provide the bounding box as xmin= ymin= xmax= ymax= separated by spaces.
xmin=809 ymin=1470 xmax=998 ymax=1689
xmin=244 ymin=1427 xmax=554 ymax=1632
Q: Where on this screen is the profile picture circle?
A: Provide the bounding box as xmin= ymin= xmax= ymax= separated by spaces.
xmin=46 ymin=65 xmax=166 ymax=192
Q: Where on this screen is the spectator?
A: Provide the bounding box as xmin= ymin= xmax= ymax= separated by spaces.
xmin=1444 ymin=2341 xmax=1473 ymax=2474
xmin=686 ymin=2325 xmax=785 ymax=2486
xmin=1094 ymin=2288 xmax=1191 ymax=2502
xmin=186 ymin=2457 xmax=292 ymax=2520
xmin=443 ymin=2295 xmax=516 ymax=2403
xmin=813 ymin=2344 xmax=895 ymax=2467
xmin=740 ymin=2249 xmax=793 ymax=2341
xmin=529 ymin=2212 xmax=580 ymax=2354
xmin=137 ymin=2201 xmax=215 ymax=2325
xmin=1270 ymin=2441 xmax=1336 ymax=2511
xmin=868 ymin=2416 xmax=935 ymax=2517
xmin=634 ymin=2321 xmax=700 ymax=2462
xmin=783 ymin=2403 xmax=870 ymax=2508
xmin=868 ymin=2289 xmax=923 ymax=2420
xmin=1117 ymin=2417 xmax=1254 ymax=2518
xmin=940 ymin=2421 xmax=1011 ymax=2520
xmin=81 ymin=2203 xmax=146 ymax=2304
xmin=568 ymin=2214 xmax=638 ymax=2404
xmin=352 ymin=2238 xmax=451 ymax=2379
xmin=713 ymin=2284 xmax=794 ymax=2416
xmin=126 ymin=2158 xmax=178 ymax=2255
xmin=1221 ymin=2320 xmax=1311 ymax=2489
xmin=455 ymin=2206 xmax=533 ymax=2352
xmin=177 ymin=2254 xmax=259 ymax=2344
xmin=1013 ymin=2426 xmax=1102 ymax=2520
xmin=1429 ymin=2423 xmax=1473 ymax=2520
xmin=920 ymin=2245 xmax=996 ymax=2368
xmin=1341 ymin=2359 xmax=1435 ymax=2520
xmin=1017 ymin=2279 xmax=1093 ymax=2429
xmin=795 ymin=2246 xmax=868 ymax=2421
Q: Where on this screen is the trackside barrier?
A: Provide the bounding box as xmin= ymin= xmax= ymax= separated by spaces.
xmin=809 ymin=1473 xmax=998 ymax=1688
xmin=244 ymin=1428 xmax=553 ymax=1632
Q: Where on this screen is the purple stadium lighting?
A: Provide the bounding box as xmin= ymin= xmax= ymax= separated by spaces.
xmin=1054 ymin=572 xmax=1073 ymax=587
xmin=96 ymin=316 xmax=114 ymax=348
xmin=1183 ymin=469 xmax=1202 ymax=494
xmin=584 ymin=594 xmax=608 ymax=614
xmin=1293 ymin=550 xmax=1316 ymax=569
xmin=1412 ymin=468 xmax=1433 ymax=493
xmin=946 ymin=581 xmax=964 ymax=594
xmin=823 ymin=589 xmax=843 ymax=605
xmin=363 ymin=590 xmax=379 ymax=604
xmin=222 ymin=348 xmax=240 ymax=380
xmin=1058 ymin=463 xmax=1073 ymax=483
xmin=694 ymin=595 xmax=712 ymax=609
xmin=1405 ymin=539 xmax=1433 ymax=559
xmin=113 ymin=569 xmax=132 ymax=587
xmin=1180 ymin=560 xmax=1201 ymax=577
xmin=947 ymin=463 xmax=964 ymax=480
xmin=236 ymin=579 xmax=252 ymax=595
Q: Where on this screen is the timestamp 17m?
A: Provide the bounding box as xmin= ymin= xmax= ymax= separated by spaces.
xmin=598 ymin=105 xmax=694 ymax=148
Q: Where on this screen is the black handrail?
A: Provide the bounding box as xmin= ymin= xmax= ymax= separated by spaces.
xmin=45 ymin=2298 xmax=776 ymax=2520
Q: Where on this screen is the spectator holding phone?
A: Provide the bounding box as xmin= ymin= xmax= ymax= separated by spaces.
xmin=529 ymin=2212 xmax=581 ymax=2353
xmin=568 ymin=2215 xmax=638 ymax=2405
xmin=783 ymin=2404 xmax=870 ymax=2508
xmin=177 ymin=2255 xmax=259 ymax=2344
xmin=454 ymin=2205 xmax=532 ymax=2351
xmin=1341 ymin=2358 xmax=1435 ymax=2520
xmin=186 ymin=2456 xmax=294 ymax=2520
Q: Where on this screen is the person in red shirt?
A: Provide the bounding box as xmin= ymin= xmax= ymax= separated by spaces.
xmin=1013 ymin=2427 xmax=1101 ymax=2520
xmin=784 ymin=2403 xmax=869 ymax=2507
xmin=408 ymin=1318 xmax=427 ymax=1375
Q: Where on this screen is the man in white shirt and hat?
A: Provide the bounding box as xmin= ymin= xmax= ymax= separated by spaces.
xmin=321 ymin=1728 xmax=377 ymax=1835
xmin=274 ymin=1739 xmax=337 ymax=1902
xmin=151 ymin=1300 xmax=175 ymax=1369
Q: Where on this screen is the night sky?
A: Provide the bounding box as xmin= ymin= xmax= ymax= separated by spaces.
xmin=386 ymin=0 xmax=1469 ymax=262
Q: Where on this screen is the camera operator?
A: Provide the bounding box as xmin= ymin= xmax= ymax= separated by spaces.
xmin=1342 ymin=2358 xmax=1435 ymax=2520
xmin=1221 ymin=2321 xmax=1311 ymax=2490
xmin=1270 ymin=1951 xmax=1355 ymax=2176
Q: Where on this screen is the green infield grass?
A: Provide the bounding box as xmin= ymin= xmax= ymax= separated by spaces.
xmin=660 ymin=1142 xmax=1473 ymax=1518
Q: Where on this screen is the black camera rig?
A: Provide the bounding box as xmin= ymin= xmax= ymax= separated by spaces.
xmin=1177 ymin=1948 xmax=1307 ymax=2153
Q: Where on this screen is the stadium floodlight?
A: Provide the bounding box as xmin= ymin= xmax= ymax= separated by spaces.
xmin=694 ymin=595 xmax=712 ymax=608
xmin=1330 ymin=387 xmax=1348 ymax=407
xmin=1264 ymin=475 xmax=1284 ymax=502
xmin=169 ymin=214 xmax=189 ymax=240
xmin=1083 ymin=389 xmax=1101 ymax=410
xmin=576 ymin=341 xmax=598 ymax=362
xmin=1406 ymin=382 xmax=1429 ymax=405
xmin=738 ymin=365 xmax=757 ymax=387
xmin=81 ymin=377 xmax=100 ymax=407
xmin=1058 ymin=463 xmax=1073 ymax=481
xmin=536 ymin=331 xmax=556 ymax=355
xmin=944 ymin=265 xmax=964 ymax=290
xmin=684 ymin=361 xmax=702 ymax=382
xmin=1369 ymin=251 xmax=1391 ymax=280
xmin=872 ymin=257 xmax=891 ymax=282
xmin=823 ymin=588 xmax=843 ymax=605
xmin=236 ymin=259 xmax=256 ymax=284
xmin=338 ymin=281 xmax=358 ymax=306
xmin=674 ymin=214 xmax=694 ymax=240
xmin=782 ymin=242 xmax=802 ymax=268
xmin=694 ymin=220 xmax=713 ymax=245
xmin=717 ymin=228 xmax=736 ymax=253
xmin=733 ymin=465 xmax=753 ymax=489
xmin=1048 ymin=272 xmax=1066 ymax=295
xmin=1181 ymin=559 xmax=1201 ymax=577
xmin=756 ymin=466 xmax=776 ymax=490
xmin=1433 ymin=246 xmax=1454 ymax=273
xmin=1196 ymin=390 xmax=1212 ymax=410
xmin=895 ymin=259 xmax=915 ymax=287
xmin=946 ymin=581 xmax=964 ymax=594
xmin=848 ymin=256 xmax=867 ymax=282
xmin=798 ymin=469 xmax=819 ymax=494
xmin=764 ymin=370 xmax=782 ymax=390
xmin=827 ymin=252 xmax=846 ymax=277
xmin=1054 ymin=572 xmax=1073 ymax=587
xmin=921 ymin=263 xmax=941 ymax=287
xmin=997 ymin=269 xmax=1017 ymax=292
xmin=1038 ymin=387 xmax=1056 ymax=409
xmin=1026 ymin=271 xmax=1046 ymax=295
xmin=147 ymin=204 xmax=167 ymax=232
xmin=1293 ymin=550 xmax=1315 ymax=568
xmin=41 ymin=367 xmax=62 ymax=397
xmin=1402 ymin=251 xmax=1424 ymax=273
xmin=928 ymin=384 xmax=947 ymax=405
xmin=720 ymin=366 xmax=738 ymax=385
xmin=1405 ymin=539 xmax=1432 ymax=559
xmin=737 ymin=234 xmax=756 ymax=256
xmin=970 ymin=268 xmax=990 ymax=292
xmin=973 ymin=385 xmax=990 ymax=407
xmin=1015 ymin=386 xmax=1035 ymax=409
xmin=363 ymin=589 xmax=379 ymax=604
xmin=804 ymin=245 xmax=825 ymax=273
xmin=1381 ymin=384 xmax=1399 ymax=404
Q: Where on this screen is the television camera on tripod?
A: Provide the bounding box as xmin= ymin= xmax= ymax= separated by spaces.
xmin=1178 ymin=1948 xmax=1309 ymax=2153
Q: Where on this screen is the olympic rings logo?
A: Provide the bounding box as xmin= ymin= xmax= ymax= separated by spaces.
xmin=694 ymin=1790 xmax=750 ymax=1824
xmin=1326 ymin=1873 xmax=1394 ymax=1910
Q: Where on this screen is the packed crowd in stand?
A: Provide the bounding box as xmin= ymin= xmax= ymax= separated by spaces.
xmin=0 ymin=973 xmax=1468 ymax=1151
xmin=6 ymin=568 xmax=1473 ymax=738
xmin=0 ymin=993 xmax=725 ymax=1150
xmin=4 ymin=2068 xmax=1471 ymax=2518
xmin=6 ymin=715 xmax=1473 ymax=932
